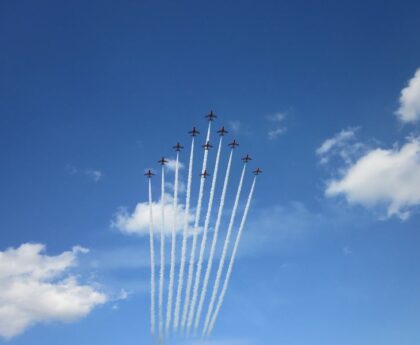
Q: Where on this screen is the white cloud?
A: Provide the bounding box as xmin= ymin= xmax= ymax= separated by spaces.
xmin=343 ymin=246 xmax=353 ymax=256
xmin=227 ymin=120 xmax=252 ymax=136
xmin=116 ymin=288 xmax=129 ymax=300
xmin=228 ymin=120 xmax=242 ymax=134
xmin=317 ymin=128 xmax=357 ymax=156
xmin=111 ymin=194 xmax=194 ymax=236
xmin=85 ymin=169 xmax=103 ymax=182
xmin=67 ymin=165 xmax=103 ymax=182
xmin=316 ymin=128 xmax=363 ymax=165
xmin=268 ymin=127 xmax=286 ymax=140
xmin=110 ymin=288 xmax=130 ymax=310
xmin=326 ymin=137 xmax=420 ymax=220
xmin=267 ymin=113 xmax=287 ymax=140
xmin=165 ymin=159 xmax=184 ymax=172
xmin=0 ymin=243 xmax=106 ymax=339
xmin=395 ymin=68 xmax=420 ymax=123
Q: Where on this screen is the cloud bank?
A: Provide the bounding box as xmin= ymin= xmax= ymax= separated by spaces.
xmin=395 ymin=68 xmax=420 ymax=123
xmin=0 ymin=243 xmax=106 ymax=339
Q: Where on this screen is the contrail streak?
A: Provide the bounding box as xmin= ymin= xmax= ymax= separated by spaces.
xmin=202 ymin=164 xmax=247 ymax=336
xmin=207 ymin=177 xmax=257 ymax=336
xmin=187 ymin=136 xmax=223 ymax=334
xmin=173 ymin=138 xmax=195 ymax=332
xmin=166 ymin=152 xmax=179 ymax=335
xmin=158 ymin=165 xmax=165 ymax=343
xmin=181 ymin=122 xmax=211 ymax=333
xmin=194 ymin=148 xmax=233 ymax=332
xmin=148 ymin=178 xmax=156 ymax=336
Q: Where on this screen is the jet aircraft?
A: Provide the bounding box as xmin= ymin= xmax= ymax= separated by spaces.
xmin=158 ymin=157 xmax=168 ymax=165
xmin=144 ymin=170 xmax=155 ymax=178
xmin=205 ymin=111 xmax=217 ymax=121
xmin=228 ymin=139 xmax=239 ymax=148
xmin=202 ymin=141 xmax=213 ymax=150
xmin=188 ymin=127 xmax=200 ymax=137
xmin=242 ymin=154 xmax=252 ymax=163
xmin=200 ymin=170 xmax=211 ymax=178
xmin=173 ymin=142 xmax=184 ymax=151
xmin=217 ymin=126 xmax=228 ymax=136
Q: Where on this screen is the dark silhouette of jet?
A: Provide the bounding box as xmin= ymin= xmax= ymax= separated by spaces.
xmin=188 ymin=127 xmax=200 ymax=137
xmin=173 ymin=142 xmax=184 ymax=151
xmin=202 ymin=141 xmax=213 ymax=150
xmin=217 ymin=126 xmax=228 ymax=136
xmin=144 ymin=170 xmax=155 ymax=178
xmin=200 ymin=170 xmax=211 ymax=178
xmin=242 ymin=154 xmax=252 ymax=163
xmin=229 ymin=139 xmax=239 ymax=149
xmin=205 ymin=110 xmax=217 ymax=121
xmin=158 ymin=157 xmax=168 ymax=165
xmin=228 ymin=139 xmax=239 ymax=149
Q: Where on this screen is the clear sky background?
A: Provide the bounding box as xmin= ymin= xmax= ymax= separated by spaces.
xmin=1 ymin=1 xmax=420 ymax=344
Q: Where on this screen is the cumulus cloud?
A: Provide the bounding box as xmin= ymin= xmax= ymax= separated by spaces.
xmin=326 ymin=137 xmax=420 ymax=220
xmin=395 ymin=68 xmax=420 ymax=123
xmin=111 ymin=194 xmax=194 ymax=236
xmin=0 ymin=243 xmax=106 ymax=339
xmin=267 ymin=113 xmax=287 ymax=140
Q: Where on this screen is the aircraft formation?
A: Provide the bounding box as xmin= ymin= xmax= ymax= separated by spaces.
xmin=144 ymin=111 xmax=261 ymax=343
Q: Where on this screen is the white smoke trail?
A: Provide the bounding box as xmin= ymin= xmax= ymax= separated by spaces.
xmin=166 ymin=152 xmax=179 ymax=335
xmin=158 ymin=165 xmax=165 ymax=343
xmin=207 ymin=177 xmax=257 ymax=336
xmin=202 ymin=164 xmax=247 ymax=336
xmin=181 ymin=122 xmax=212 ymax=333
xmin=186 ymin=136 xmax=223 ymax=334
xmin=194 ymin=149 xmax=233 ymax=332
xmin=173 ymin=138 xmax=195 ymax=332
xmin=148 ymin=178 xmax=156 ymax=336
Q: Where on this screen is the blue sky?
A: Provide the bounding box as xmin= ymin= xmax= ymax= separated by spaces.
xmin=1 ymin=0 xmax=420 ymax=344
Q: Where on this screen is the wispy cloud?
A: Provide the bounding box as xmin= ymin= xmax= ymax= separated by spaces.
xmin=228 ymin=120 xmax=242 ymax=134
xmin=240 ymin=202 xmax=325 ymax=256
xmin=316 ymin=128 xmax=357 ymax=156
xmin=85 ymin=169 xmax=103 ymax=182
xmin=316 ymin=127 xmax=364 ymax=166
xmin=395 ymin=68 xmax=420 ymax=123
xmin=66 ymin=165 xmax=103 ymax=182
xmin=239 ymin=198 xmax=368 ymax=258
xmin=343 ymin=246 xmax=353 ymax=256
xmin=227 ymin=120 xmax=252 ymax=136
xmin=267 ymin=113 xmax=287 ymax=140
